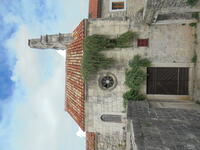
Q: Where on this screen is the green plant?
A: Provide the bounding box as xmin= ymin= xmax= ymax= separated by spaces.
xmin=123 ymin=55 xmax=151 ymax=107
xmin=84 ymin=35 xmax=115 ymax=51
xmin=138 ymin=7 xmax=144 ymax=13
xmin=123 ymin=89 xmax=145 ymax=101
xmin=116 ymin=31 xmax=136 ymax=48
xmin=81 ymin=31 xmax=136 ymax=80
xmin=81 ymin=50 xmax=114 ymax=80
xmin=189 ymin=23 xmax=197 ymax=27
xmin=192 ymin=52 xmax=197 ymax=63
xmin=194 ymin=32 xmax=198 ymax=45
xmin=118 ymin=144 xmax=123 ymax=147
xmin=192 ymin=12 xmax=199 ymax=20
xmin=125 ymin=69 xmax=146 ymax=90
xmin=128 ymin=55 xmax=151 ymax=68
xmin=196 ymin=101 xmax=200 ymax=105
xmin=143 ymin=122 xmax=151 ymax=127
xmin=194 ymin=32 xmax=197 ymax=39
xmin=187 ymin=0 xmax=199 ymax=6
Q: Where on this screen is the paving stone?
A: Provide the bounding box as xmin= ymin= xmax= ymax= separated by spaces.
xmin=128 ymin=100 xmax=200 ymax=150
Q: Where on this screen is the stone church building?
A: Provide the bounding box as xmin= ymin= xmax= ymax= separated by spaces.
xmin=29 ymin=0 xmax=200 ymax=149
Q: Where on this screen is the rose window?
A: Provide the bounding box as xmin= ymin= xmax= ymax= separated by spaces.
xmin=99 ymin=73 xmax=117 ymax=90
xmin=101 ymin=76 xmax=114 ymax=89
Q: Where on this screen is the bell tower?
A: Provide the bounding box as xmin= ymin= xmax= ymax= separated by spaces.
xmin=28 ymin=33 xmax=72 ymax=50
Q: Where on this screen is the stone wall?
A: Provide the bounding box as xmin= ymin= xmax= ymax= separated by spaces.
xmin=143 ymin=0 xmax=200 ymax=24
xmin=85 ymin=19 xmax=196 ymax=134
xmin=96 ymin=133 xmax=126 ymax=150
xmin=99 ymin=0 xmax=200 ymax=21
xmin=28 ymin=33 xmax=72 ymax=49
xmin=100 ymin=0 xmax=145 ymax=18
xmin=85 ymin=19 xmax=131 ymax=135
xmin=193 ymin=23 xmax=200 ymax=102
xmin=148 ymin=24 xmax=194 ymax=63
xmin=84 ymin=19 xmax=196 ymax=150
xmin=137 ymin=24 xmax=195 ymax=100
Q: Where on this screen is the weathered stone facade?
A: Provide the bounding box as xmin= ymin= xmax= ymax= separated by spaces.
xmin=100 ymin=0 xmax=145 ymax=18
xmin=143 ymin=0 xmax=200 ymax=24
xmin=85 ymin=14 xmax=198 ymax=148
xmin=193 ymin=23 xmax=200 ymax=103
xmin=85 ymin=18 xmax=195 ymax=101
xmin=28 ymin=33 xmax=72 ymax=49
xmin=96 ymin=133 xmax=126 ymax=150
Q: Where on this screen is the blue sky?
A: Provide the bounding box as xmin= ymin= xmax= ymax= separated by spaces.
xmin=0 ymin=0 xmax=88 ymax=149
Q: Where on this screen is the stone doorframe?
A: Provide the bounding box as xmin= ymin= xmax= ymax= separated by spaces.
xmin=141 ymin=63 xmax=194 ymax=100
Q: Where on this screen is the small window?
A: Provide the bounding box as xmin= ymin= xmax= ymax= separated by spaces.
xmin=112 ymin=2 xmax=124 ymax=10
xmin=137 ymin=39 xmax=149 ymax=47
xmin=110 ymin=0 xmax=126 ymax=11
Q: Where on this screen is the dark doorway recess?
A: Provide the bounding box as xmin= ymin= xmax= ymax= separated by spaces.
xmin=147 ymin=67 xmax=189 ymax=95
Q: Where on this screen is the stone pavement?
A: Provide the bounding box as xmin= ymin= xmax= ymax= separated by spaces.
xmin=127 ymin=100 xmax=200 ymax=150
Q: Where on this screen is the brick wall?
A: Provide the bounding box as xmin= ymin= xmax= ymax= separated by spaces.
xmin=89 ymin=0 xmax=101 ymax=18
xmin=86 ymin=132 xmax=96 ymax=150
xmin=65 ymin=20 xmax=86 ymax=131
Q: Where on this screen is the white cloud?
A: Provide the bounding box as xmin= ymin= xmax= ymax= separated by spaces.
xmin=7 ymin=26 xmax=41 ymax=89
xmin=76 ymin=128 xmax=86 ymax=138
xmin=2 ymin=24 xmax=85 ymax=150
xmin=0 ymin=0 xmax=89 ymax=150
xmin=56 ymin=50 xmax=66 ymax=58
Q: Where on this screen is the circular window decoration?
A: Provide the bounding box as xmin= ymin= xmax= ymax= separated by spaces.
xmin=101 ymin=76 xmax=114 ymax=88
xmin=99 ymin=73 xmax=117 ymax=90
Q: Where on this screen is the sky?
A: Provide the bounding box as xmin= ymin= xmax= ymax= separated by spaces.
xmin=0 ymin=0 xmax=88 ymax=150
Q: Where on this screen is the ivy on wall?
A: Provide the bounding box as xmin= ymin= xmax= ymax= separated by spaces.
xmin=187 ymin=0 xmax=199 ymax=6
xmin=123 ymin=55 xmax=151 ymax=107
xmin=81 ymin=31 xmax=136 ymax=80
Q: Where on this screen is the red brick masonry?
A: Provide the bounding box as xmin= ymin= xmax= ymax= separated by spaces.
xmin=89 ymin=0 xmax=101 ymax=18
xmin=65 ymin=20 xmax=86 ymax=131
xmin=86 ymin=132 xmax=96 ymax=150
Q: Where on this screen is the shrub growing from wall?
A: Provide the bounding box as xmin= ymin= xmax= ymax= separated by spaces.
xmin=123 ymin=55 xmax=151 ymax=107
xmin=187 ymin=0 xmax=199 ymax=6
xmin=81 ymin=31 xmax=136 ymax=80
